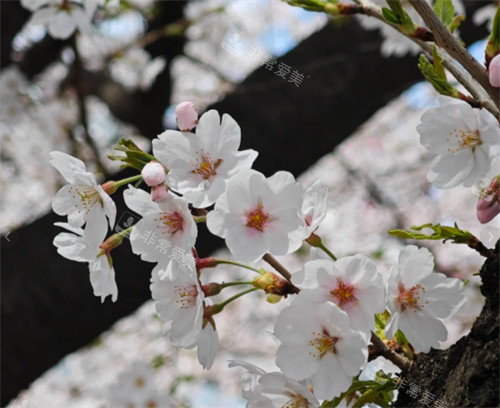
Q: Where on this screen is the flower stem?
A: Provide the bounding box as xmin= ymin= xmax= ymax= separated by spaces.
xmin=218 ymin=288 xmax=258 ymax=310
xmin=219 ymin=281 xmax=254 ymax=289
xmin=114 ymin=174 xmax=143 ymax=189
xmin=317 ymin=242 xmax=338 ymax=261
xmin=212 ymin=259 xmax=262 ymax=274
xmin=263 ymin=253 xmax=292 ymax=282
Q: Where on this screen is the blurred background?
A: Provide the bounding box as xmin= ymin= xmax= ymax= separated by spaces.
xmin=1 ymin=0 xmax=498 ymax=406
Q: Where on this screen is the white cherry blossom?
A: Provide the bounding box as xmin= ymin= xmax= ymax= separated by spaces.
xmin=123 ymin=185 xmax=197 ymax=278
xmin=275 ymin=302 xmax=368 ymax=401
xmin=417 ymin=97 xmax=500 ymax=189
xmin=229 ymin=361 xmax=320 ymax=408
xmin=191 ymin=320 xmax=219 ymax=370
xmin=153 ymin=110 xmax=258 ymax=208
xmin=107 ymin=362 xmax=174 ymax=408
xmin=207 ymin=169 xmax=306 ymax=263
xmin=24 ymin=0 xmax=92 ymax=39
xmin=50 ymin=151 xmax=116 ymax=229
xmin=297 ymin=180 xmax=328 ymax=238
xmin=109 ymin=48 xmax=166 ymax=92
xmin=53 ymin=220 xmax=118 ymax=302
xmin=295 ymin=255 xmax=386 ymax=336
xmin=385 ymin=245 xmax=467 ymax=352
xmin=150 ymin=264 xmax=204 ymax=348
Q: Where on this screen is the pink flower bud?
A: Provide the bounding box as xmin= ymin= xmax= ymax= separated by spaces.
xmin=477 ymin=196 xmax=500 ymax=224
xmin=151 ymin=184 xmax=168 ymax=202
xmin=489 ymin=54 xmax=500 ymax=88
xmin=141 ymin=162 xmax=165 ymax=187
xmin=175 ymin=101 xmax=198 ymax=131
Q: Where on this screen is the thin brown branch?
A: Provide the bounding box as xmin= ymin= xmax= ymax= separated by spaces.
xmin=408 ymin=0 xmax=499 ymax=108
xmin=263 ymin=253 xmax=293 ymax=283
xmin=370 ymin=331 xmax=413 ymax=372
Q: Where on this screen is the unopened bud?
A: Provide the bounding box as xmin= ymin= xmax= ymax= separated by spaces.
xmin=151 ymin=184 xmax=169 ymax=201
xmin=489 ymin=54 xmax=500 ymax=88
xmin=101 ymin=181 xmax=118 ymax=195
xmin=99 ymin=232 xmax=126 ymax=254
xmin=141 ymin=161 xmax=166 ymax=187
xmin=202 ymin=282 xmax=222 ymax=297
xmin=176 ymin=101 xmax=198 ymax=131
xmin=477 ymin=195 xmax=500 ymax=224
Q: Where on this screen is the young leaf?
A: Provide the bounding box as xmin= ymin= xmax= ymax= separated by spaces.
xmin=382 ymin=7 xmax=401 ymax=25
xmin=432 ymin=45 xmax=446 ymax=80
xmin=433 ymin=0 xmax=455 ymax=27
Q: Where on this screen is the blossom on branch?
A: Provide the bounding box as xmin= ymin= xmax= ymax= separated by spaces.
xmin=275 ymin=302 xmax=368 ymax=400
xmin=385 ymin=245 xmax=467 ymax=352
xmin=207 ymin=169 xmax=306 ymax=263
xmin=22 ymin=0 xmax=92 ymax=39
xmin=418 ymin=97 xmax=500 ymax=189
xmin=53 ymin=220 xmax=118 ymax=302
xmin=295 ymin=255 xmax=386 ymax=336
xmin=228 ymin=360 xmax=320 ymax=407
xmin=153 ymin=110 xmax=258 ymax=208
xmin=50 ymin=151 xmax=116 ymax=229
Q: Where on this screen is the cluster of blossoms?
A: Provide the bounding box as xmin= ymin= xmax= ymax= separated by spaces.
xmin=50 ymin=101 xmax=471 ymax=406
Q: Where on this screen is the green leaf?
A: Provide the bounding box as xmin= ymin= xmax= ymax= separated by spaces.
xmin=382 ymin=7 xmax=401 ymax=24
xmin=418 ymin=54 xmax=457 ymax=97
xmin=432 ymin=45 xmax=446 ymax=80
xmin=448 ymin=14 xmax=465 ymax=33
xmin=389 ymin=222 xmax=474 ymax=245
xmin=486 ymin=6 xmax=500 ymax=59
xmin=433 ymin=0 xmax=455 ymax=27
xmin=353 ymin=389 xmax=379 ymax=408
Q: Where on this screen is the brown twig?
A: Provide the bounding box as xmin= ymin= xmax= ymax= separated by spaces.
xmin=370 ymin=331 xmax=413 ymax=372
xmin=409 ymin=0 xmax=499 ymax=109
xmin=263 ymin=253 xmax=293 ymax=283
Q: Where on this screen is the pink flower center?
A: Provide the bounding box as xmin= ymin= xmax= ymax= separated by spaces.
xmin=397 ymin=282 xmax=426 ymax=312
xmin=246 ymin=203 xmax=270 ymax=232
xmin=191 ymin=150 xmax=222 ymax=180
xmin=309 ymin=329 xmax=339 ymax=360
xmin=447 ymin=129 xmax=481 ymax=154
xmin=330 ymin=280 xmax=358 ymax=309
xmin=174 ymin=284 xmax=198 ymax=309
xmin=155 ymin=211 xmax=184 ymax=234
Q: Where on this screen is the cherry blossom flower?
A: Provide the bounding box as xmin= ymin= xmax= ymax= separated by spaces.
xmin=123 ymin=185 xmax=197 ymax=278
xmin=275 ymin=302 xmax=368 ymax=400
xmin=153 ymin=110 xmax=258 ymax=208
xmin=385 ymin=245 xmax=467 ymax=352
xmin=141 ymin=161 xmax=166 ymax=187
xmin=477 ymin=194 xmax=500 ymax=223
xmin=176 ymin=101 xmax=198 ymax=131
xmin=150 ymin=264 xmax=204 ymax=348
xmin=107 ymin=362 xmax=174 ymax=408
xmin=109 ymin=48 xmax=166 ymax=92
xmin=50 ymin=151 xmax=116 ymax=229
xmin=297 ymin=180 xmax=328 ymax=238
xmin=294 ymin=255 xmax=386 ymax=336
xmin=417 ymin=97 xmax=500 ymax=189
xmin=23 ymin=0 xmax=92 ymax=39
xmin=191 ymin=320 xmax=219 ymax=370
xmin=489 ymin=54 xmax=500 ymax=88
xmin=207 ymin=169 xmax=306 ymax=263
xmin=53 ymin=220 xmax=118 ymax=302
xmin=228 ymin=361 xmax=320 ymax=408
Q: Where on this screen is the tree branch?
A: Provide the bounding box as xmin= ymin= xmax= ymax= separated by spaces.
xmin=370 ymin=331 xmax=413 ymax=372
xmin=408 ymin=0 xmax=499 ymax=109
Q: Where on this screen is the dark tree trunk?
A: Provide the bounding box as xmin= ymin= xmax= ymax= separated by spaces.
xmin=395 ymin=242 xmax=499 ymax=408
xmin=0 ymin=1 xmax=491 ymax=405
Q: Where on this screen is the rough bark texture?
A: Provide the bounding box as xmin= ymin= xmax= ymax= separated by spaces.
xmin=0 ymin=0 xmax=493 ymax=405
xmin=395 ymin=241 xmax=500 ymax=408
